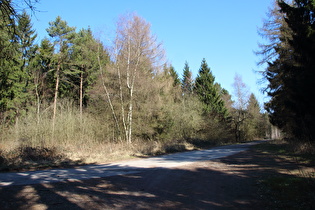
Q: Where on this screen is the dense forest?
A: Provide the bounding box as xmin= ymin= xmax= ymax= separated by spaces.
xmin=4 ymin=0 xmax=314 ymax=165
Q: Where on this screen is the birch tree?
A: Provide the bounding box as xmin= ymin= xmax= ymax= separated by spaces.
xmin=111 ymin=13 xmax=165 ymax=143
xmin=231 ymin=73 xmax=250 ymax=141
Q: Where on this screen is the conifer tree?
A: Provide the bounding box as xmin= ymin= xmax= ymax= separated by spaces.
xmin=15 ymin=11 xmax=37 ymax=108
xmin=71 ymin=28 xmax=105 ymax=117
xmin=261 ymin=0 xmax=315 ymax=141
xmin=17 ymin=11 xmax=37 ymax=72
xmin=169 ymin=65 xmax=180 ymax=87
xmin=194 ymin=58 xmax=227 ymax=117
xmin=30 ymin=38 xmax=54 ymax=121
xmin=245 ymin=93 xmax=261 ymax=139
xmin=0 ymin=10 xmax=37 ymax=121
xmin=0 ymin=7 xmax=18 ymax=117
xmin=46 ymin=16 xmax=76 ymax=134
xmin=247 ymin=94 xmax=260 ymax=118
xmin=181 ymin=61 xmax=194 ymax=94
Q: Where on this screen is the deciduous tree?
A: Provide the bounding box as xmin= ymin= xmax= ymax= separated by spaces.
xmin=231 ymin=73 xmax=250 ymax=141
xmin=110 ymin=13 xmax=165 ymax=143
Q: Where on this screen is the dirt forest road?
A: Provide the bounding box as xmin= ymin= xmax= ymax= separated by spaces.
xmin=0 ymin=141 xmax=270 ymax=209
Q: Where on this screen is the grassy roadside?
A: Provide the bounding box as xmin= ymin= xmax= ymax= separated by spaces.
xmin=0 ymin=138 xmax=219 ymax=172
xmin=254 ymin=140 xmax=315 ymax=209
xmin=0 ymin=101 xmax=231 ymax=173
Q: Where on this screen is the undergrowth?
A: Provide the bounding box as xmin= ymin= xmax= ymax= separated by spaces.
xmin=0 ymin=101 xmax=232 ymax=172
xmin=0 ymin=138 xmax=219 ymax=172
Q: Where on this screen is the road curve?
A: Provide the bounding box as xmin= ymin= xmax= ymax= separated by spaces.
xmin=0 ymin=140 xmax=265 ymax=187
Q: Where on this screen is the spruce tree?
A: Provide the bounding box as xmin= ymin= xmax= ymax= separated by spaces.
xmin=17 ymin=11 xmax=37 ymax=72
xmin=0 ymin=10 xmax=37 ymax=120
xmin=169 ymin=65 xmax=180 ymax=87
xmin=247 ymin=94 xmax=260 ymax=118
xmin=245 ymin=93 xmax=261 ymax=139
xmin=181 ymin=61 xmax=194 ymax=94
xmin=0 ymin=8 xmax=17 ymax=116
xmin=15 ymin=12 xmax=38 ymax=109
xmin=194 ymin=58 xmax=227 ymax=117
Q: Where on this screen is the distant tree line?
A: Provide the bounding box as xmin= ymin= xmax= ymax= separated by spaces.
xmin=0 ymin=1 xmax=270 ymax=146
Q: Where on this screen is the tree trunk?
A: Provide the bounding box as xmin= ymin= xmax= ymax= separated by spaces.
xmin=118 ymin=64 xmax=128 ymax=142
xmin=52 ymin=63 xmax=60 ymax=138
xmin=127 ymin=87 xmax=133 ymax=144
xmin=34 ymin=79 xmax=40 ymax=125
xmin=125 ymin=47 xmax=141 ymax=144
xmin=97 ymin=44 xmax=121 ymax=141
xmin=79 ymin=70 xmax=83 ymax=122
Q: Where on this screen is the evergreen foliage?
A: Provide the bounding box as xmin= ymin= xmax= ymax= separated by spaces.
xmin=245 ymin=93 xmax=262 ymax=139
xmin=181 ymin=61 xmax=194 ymax=94
xmin=0 ymin=5 xmax=17 ymax=116
xmin=247 ymin=94 xmax=260 ymax=118
xmin=261 ymin=0 xmax=315 ymax=141
xmin=32 ymin=38 xmax=55 ymax=100
xmin=0 ymin=9 xmax=37 ymax=120
xmin=169 ymin=65 xmax=181 ymax=87
xmin=71 ymin=28 xmax=103 ymax=106
xmin=194 ymin=58 xmax=227 ymax=117
xmin=46 ymin=16 xmax=77 ymax=97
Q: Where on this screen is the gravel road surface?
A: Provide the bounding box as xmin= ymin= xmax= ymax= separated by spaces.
xmin=0 ymin=141 xmax=263 ymax=187
xmin=0 ymin=141 xmax=269 ymax=209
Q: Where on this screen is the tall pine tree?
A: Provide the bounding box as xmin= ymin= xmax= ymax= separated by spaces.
xmin=46 ymin=16 xmax=76 ymax=134
xmin=71 ymin=28 xmax=105 ymax=116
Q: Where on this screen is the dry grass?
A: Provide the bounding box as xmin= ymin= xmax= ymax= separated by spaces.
xmin=0 ymin=101 xmax=231 ymax=172
xmin=0 ymin=137 xmax=205 ymax=172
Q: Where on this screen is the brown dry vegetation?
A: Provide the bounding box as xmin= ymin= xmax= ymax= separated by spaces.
xmin=0 ymin=138 xmax=218 ymax=172
xmin=0 ymin=102 xmax=226 ymax=172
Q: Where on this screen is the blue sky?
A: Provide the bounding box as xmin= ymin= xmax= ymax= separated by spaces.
xmin=30 ymin=0 xmax=273 ymax=106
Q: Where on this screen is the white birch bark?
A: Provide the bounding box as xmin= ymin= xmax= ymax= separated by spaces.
xmin=111 ymin=13 xmax=165 ymax=143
